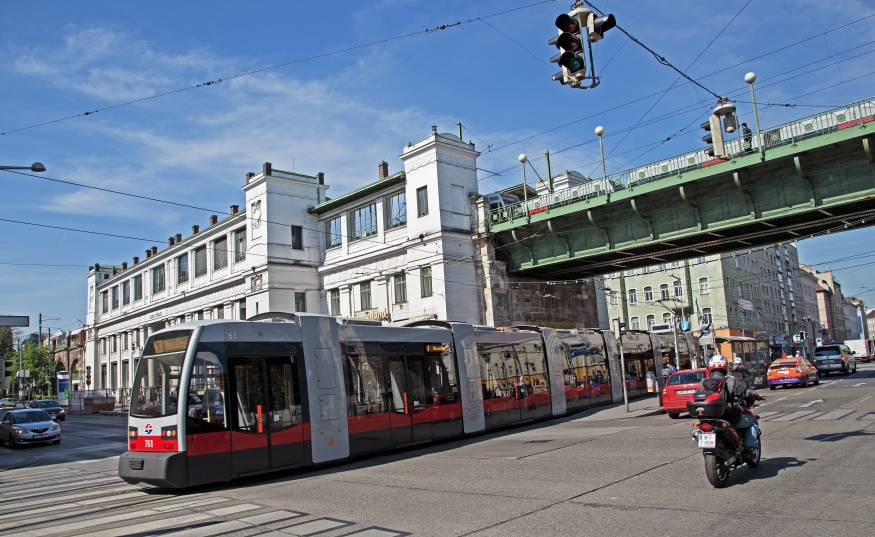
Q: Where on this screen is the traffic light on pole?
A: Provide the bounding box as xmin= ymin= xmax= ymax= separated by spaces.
xmin=799 ymin=331 xmax=806 ymax=343
xmin=85 ymin=365 xmax=92 ymax=387
xmin=3 ymin=361 xmax=11 ymax=377
xmin=701 ymin=115 xmax=726 ymax=158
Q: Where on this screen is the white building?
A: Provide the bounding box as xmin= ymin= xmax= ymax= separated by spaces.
xmin=84 ymin=128 xmax=604 ymax=391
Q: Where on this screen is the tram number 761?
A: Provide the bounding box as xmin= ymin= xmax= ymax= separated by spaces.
xmin=225 ymin=332 xmax=237 ymax=340
xmin=144 ymin=439 xmax=154 ymax=448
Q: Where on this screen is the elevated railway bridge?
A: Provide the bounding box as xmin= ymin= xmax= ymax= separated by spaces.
xmin=488 ymin=96 xmax=875 ymax=278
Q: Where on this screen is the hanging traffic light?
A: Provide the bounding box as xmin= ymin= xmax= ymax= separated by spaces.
xmin=548 ymin=7 xmax=615 ymax=89
xmin=714 ymin=101 xmax=738 ymax=134
xmin=701 ymin=115 xmax=726 ymax=158
xmin=588 ymin=13 xmax=616 ymax=42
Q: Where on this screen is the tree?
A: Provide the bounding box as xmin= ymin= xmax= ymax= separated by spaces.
xmin=22 ymin=342 xmax=55 ymax=397
xmin=0 ymin=326 xmax=13 ymax=360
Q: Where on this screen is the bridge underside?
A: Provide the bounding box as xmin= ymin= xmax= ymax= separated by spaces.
xmin=494 ymin=127 xmax=875 ymax=279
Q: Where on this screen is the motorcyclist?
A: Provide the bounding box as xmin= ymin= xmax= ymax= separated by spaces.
xmin=731 ymin=356 xmax=753 ymax=389
xmin=701 ymin=355 xmax=763 ymax=455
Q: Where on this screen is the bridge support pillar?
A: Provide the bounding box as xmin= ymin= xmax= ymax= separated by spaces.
xmin=793 ymin=156 xmax=817 ymax=207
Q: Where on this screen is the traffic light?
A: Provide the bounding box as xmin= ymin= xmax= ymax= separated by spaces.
xmin=701 ymin=115 xmax=726 ymax=158
xmin=85 ymin=365 xmax=92 ymax=387
xmin=3 ymin=361 xmax=11 ymax=377
xmin=613 ymin=320 xmax=627 ymax=339
xmin=799 ymin=331 xmax=806 ymax=343
xmin=548 ymin=7 xmax=615 ymax=89
xmin=714 ymin=101 xmax=738 ymax=134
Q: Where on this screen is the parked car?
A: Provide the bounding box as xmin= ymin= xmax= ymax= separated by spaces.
xmin=27 ymin=400 xmax=66 ymax=421
xmin=812 ymin=344 xmax=858 ymax=375
xmin=767 ymin=356 xmax=819 ymax=389
xmin=662 ymin=368 xmax=709 ymax=418
xmin=0 ymin=409 xmax=61 ymax=448
xmin=0 ymin=398 xmax=19 ymax=409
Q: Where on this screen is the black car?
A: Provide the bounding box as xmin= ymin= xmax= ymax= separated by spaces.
xmin=27 ymin=400 xmax=66 ymax=421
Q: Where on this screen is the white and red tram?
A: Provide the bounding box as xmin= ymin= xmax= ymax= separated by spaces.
xmin=120 ymin=314 xmax=657 ymax=488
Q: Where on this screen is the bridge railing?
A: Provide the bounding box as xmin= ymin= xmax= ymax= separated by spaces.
xmin=487 ymin=96 xmax=875 ymax=229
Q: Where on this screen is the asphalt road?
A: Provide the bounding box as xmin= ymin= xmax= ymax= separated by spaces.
xmin=1 ymin=364 xmax=873 ymax=537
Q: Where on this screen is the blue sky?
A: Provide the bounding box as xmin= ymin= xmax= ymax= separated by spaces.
xmin=2 ymin=0 xmax=875 ymax=334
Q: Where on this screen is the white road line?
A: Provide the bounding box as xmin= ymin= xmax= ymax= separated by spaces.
xmin=771 ymin=410 xmax=817 ymax=421
xmin=74 ymin=513 xmax=212 ymax=537
xmin=205 ymin=503 xmax=262 ymax=516
xmin=812 ymin=409 xmax=856 ymax=420
xmin=757 ymin=411 xmax=780 ymax=418
xmin=161 ymin=520 xmax=250 ymax=537
xmin=852 ymin=382 xmax=867 ymax=387
xmin=0 ymin=491 xmax=145 ymax=521
xmin=343 ymin=529 xmax=407 ymax=537
xmin=0 ymin=485 xmax=133 ymax=512
xmin=276 ymin=518 xmax=352 ymax=536
xmin=239 ymin=511 xmax=304 ymax=525
xmin=799 ymin=399 xmax=824 ymax=408
xmin=858 ymin=396 xmax=872 ymax=403
xmin=859 ymin=413 xmax=875 ymax=421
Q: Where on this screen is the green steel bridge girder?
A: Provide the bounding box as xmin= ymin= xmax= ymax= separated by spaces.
xmin=494 ymin=124 xmax=875 ymax=278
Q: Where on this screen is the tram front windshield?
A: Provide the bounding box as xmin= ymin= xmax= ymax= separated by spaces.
xmin=131 ymin=330 xmax=192 ymax=418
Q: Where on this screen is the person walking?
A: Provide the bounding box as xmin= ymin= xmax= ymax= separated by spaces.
xmin=742 ymin=122 xmax=753 ymax=152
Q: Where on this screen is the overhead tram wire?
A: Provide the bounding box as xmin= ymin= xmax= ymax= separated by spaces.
xmin=0 ymin=1 xmax=555 ymax=137
xmin=482 ymin=11 xmax=875 ymax=157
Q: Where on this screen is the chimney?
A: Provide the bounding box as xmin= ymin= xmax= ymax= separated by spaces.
xmin=192 ymin=225 xmax=199 ymax=235
xmin=133 ymin=256 xmax=139 ymax=265
xmin=146 ymin=250 xmax=152 ymax=258
xmin=210 ymin=215 xmax=218 ymax=226
xmin=378 ymin=161 xmax=389 ymax=180
xmin=94 ymin=263 xmax=101 ymax=272
xmin=168 ymin=237 xmax=175 ymax=247
xmin=431 ymin=125 xmax=437 ymax=135
xmin=316 ymin=172 xmax=324 ymax=185
xmin=263 ymin=162 xmax=272 ymax=176
xmin=175 ymin=233 xmax=182 ymax=243
xmin=230 ymin=205 xmax=239 ymax=214
xmin=122 ymin=262 xmax=128 ymax=270
xmin=245 ymin=172 xmax=255 ymax=184
xmin=112 ymin=267 xmax=117 ymax=276
xmin=151 ymin=246 xmax=158 ymax=255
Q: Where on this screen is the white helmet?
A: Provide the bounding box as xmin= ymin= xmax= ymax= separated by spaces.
xmin=733 ymin=356 xmax=743 ymax=365
xmin=708 ymin=355 xmax=728 ymax=372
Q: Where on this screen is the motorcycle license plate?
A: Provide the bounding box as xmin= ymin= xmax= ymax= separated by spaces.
xmin=698 ymin=433 xmax=717 ymax=448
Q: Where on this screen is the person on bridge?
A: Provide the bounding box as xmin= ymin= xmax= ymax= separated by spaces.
xmin=742 ymin=123 xmax=753 ymax=151
xmin=699 ymin=355 xmax=763 ymax=455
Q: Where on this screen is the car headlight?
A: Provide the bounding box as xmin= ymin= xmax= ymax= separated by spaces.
xmin=51 ymin=424 xmax=60 ymax=430
xmin=12 ymin=428 xmax=26 ymax=434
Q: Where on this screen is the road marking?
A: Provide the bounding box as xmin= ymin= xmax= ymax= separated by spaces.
xmin=773 ymin=397 xmax=787 ymax=402
xmin=799 ymin=399 xmax=824 ymax=408
xmin=852 ymin=382 xmax=866 ymax=387
xmin=812 ymin=409 xmax=856 ymax=420
xmin=858 ymin=396 xmax=871 ymax=403
xmin=162 ymin=520 xmax=250 ymax=537
xmin=239 ymin=511 xmax=304 ymax=525
xmin=770 ymin=410 xmax=817 ymax=421
xmin=74 ymin=513 xmax=212 ymax=537
xmin=277 ymin=518 xmax=353 ymax=536
xmin=205 ymin=503 xmax=262 ymax=516
xmin=757 ymin=412 xmax=780 ymax=418
xmin=0 ymin=490 xmax=145 ymax=521
xmin=859 ymin=413 xmax=875 ymax=421
xmin=343 ymin=529 xmax=410 ymax=537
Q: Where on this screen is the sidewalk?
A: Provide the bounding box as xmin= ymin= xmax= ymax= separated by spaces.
xmin=572 ymin=394 xmax=664 ymax=422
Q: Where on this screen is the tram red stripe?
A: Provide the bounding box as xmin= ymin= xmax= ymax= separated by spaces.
xmin=186 ymin=431 xmax=231 ymax=456
xmin=232 ymin=431 xmax=268 ymax=450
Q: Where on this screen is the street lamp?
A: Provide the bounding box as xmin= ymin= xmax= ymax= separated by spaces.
xmin=744 ymin=72 xmax=764 ymax=160
xmin=518 ymin=153 xmax=529 ymax=218
xmin=0 ymin=162 xmax=46 ymax=172
xmin=595 ymin=126 xmax=606 ymax=179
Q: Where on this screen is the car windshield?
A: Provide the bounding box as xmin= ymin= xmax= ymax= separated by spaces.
xmin=815 ymin=347 xmax=841 ymax=356
xmin=668 ymin=372 xmax=706 ymax=385
xmin=15 ymin=410 xmax=51 ymax=423
xmin=770 ymin=361 xmax=796 ymax=369
xmin=131 ymin=330 xmax=191 ymax=418
xmin=36 ymin=400 xmax=59 ymax=408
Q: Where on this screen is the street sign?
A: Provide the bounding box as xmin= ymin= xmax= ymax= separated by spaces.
xmin=16 ymin=370 xmax=30 ymax=378
xmin=0 ymin=316 xmax=29 ymax=327
xmin=699 ymin=335 xmax=715 ymax=346
xmin=816 ymin=337 xmax=823 ymax=346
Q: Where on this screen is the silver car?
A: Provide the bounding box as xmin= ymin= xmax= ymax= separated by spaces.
xmin=0 ymin=409 xmax=61 ymax=448
xmin=813 ymin=344 xmax=857 ymax=376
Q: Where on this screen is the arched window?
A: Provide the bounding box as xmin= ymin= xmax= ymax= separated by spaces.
xmin=630 ymin=317 xmax=640 ymax=330
xmin=663 ymin=312 xmax=672 ymax=324
xmin=659 ymin=283 xmax=670 ymax=300
xmin=702 ymin=308 xmax=713 ymax=324
xmin=699 ymin=277 xmax=710 ymax=294
xmin=628 ymin=289 xmax=638 ymax=304
xmin=644 ymin=286 xmax=653 ymax=302
xmin=646 ymin=315 xmax=655 ymax=329
xmin=673 ymin=280 xmax=683 ymax=297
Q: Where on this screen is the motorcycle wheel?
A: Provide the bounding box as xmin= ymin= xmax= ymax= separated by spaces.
xmin=704 ymin=450 xmax=731 ymax=488
xmin=747 ymin=434 xmax=762 ymax=468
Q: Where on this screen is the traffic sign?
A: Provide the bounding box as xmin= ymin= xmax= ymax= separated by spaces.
xmin=699 ymin=335 xmax=715 ymax=346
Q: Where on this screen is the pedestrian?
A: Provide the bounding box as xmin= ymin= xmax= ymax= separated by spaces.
xmin=742 ymin=122 xmax=753 ymax=151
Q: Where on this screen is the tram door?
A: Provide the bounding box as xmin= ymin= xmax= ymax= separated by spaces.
xmin=387 ymin=355 xmax=432 ymax=447
xmin=229 ymin=356 xmax=304 ymax=476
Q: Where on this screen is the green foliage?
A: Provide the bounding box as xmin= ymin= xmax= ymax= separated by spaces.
xmin=0 ymin=327 xmax=13 ymax=360
xmin=21 ymin=342 xmax=57 ymax=395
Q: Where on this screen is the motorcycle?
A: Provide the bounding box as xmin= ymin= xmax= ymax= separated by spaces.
xmin=688 ymin=396 xmax=763 ymax=488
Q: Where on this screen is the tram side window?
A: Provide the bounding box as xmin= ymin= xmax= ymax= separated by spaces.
xmin=479 ymin=350 xmax=507 ymax=399
xmin=267 ymin=356 xmax=303 ymax=430
xmin=131 ymin=353 xmax=183 ymax=418
xmin=186 ymin=351 xmax=228 ymax=434
xmin=231 ymin=358 xmax=266 ymax=433
xmin=344 ymin=355 xmax=390 ymax=417
xmin=426 ymin=348 xmax=458 ymax=404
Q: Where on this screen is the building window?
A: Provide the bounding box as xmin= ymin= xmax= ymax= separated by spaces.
xmin=663 ymin=312 xmax=672 ymax=324
xmin=421 ymin=266 xmax=433 ymax=298
xmin=291 ymin=226 xmax=303 ymax=250
xmin=101 ymin=291 xmax=109 ymax=313
xmin=673 ymin=280 xmax=683 ymax=297
xmin=329 ymin=289 xmax=340 ymax=316
xmin=133 ymin=329 xmax=139 ymax=349
xmin=360 ymin=281 xmax=372 ymax=310
xmin=696 ymin=257 xmax=706 ymax=264
xmin=195 ymin=246 xmax=207 ymax=277
xmin=234 ymin=228 xmax=247 ymax=262
xmin=385 ymin=191 xmax=407 ymax=229
xmin=101 ymin=338 xmax=107 ymax=355
xmin=625 ymin=269 xmax=635 ymax=276
xmin=417 ymin=186 xmax=429 ymax=217
xmin=657 ymin=263 xmax=667 ymax=271
xmin=197 ymin=311 xmax=204 ymax=320
xmin=111 ymin=286 xmax=119 ymax=310
xmin=643 ymin=286 xmax=653 ymax=302
xmin=628 ymin=288 xmax=637 ymax=305
xmin=671 ymin=261 xmax=680 ymax=268
xmin=660 ymin=283 xmax=669 ymax=300
xmin=122 ymin=281 xmax=130 ymax=305
xmin=630 ymin=317 xmax=640 ymax=330
xmin=295 ymin=292 xmax=306 ymax=312
xmin=699 ymin=277 xmax=710 ymax=294
xmin=133 ymin=275 xmax=143 ymax=301
xmin=394 ymin=273 xmax=407 ymax=303
xmin=123 ymin=332 xmax=129 ymax=351
xmin=642 ymin=266 xmax=651 ymax=274
xmin=609 ymin=293 xmax=618 ymax=306
xmin=738 ymin=281 xmax=743 ymax=297
xmin=239 ymin=300 xmax=247 ymax=320
xmin=646 ymin=315 xmax=655 ymax=329
xmin=702 ymin=307 xmax=713 ymax=325
xmin=217 ymin=306 xmax=224 ymax=319
xmin=214 ymin=237 xmax=228 ymax=270
xmin=111 ymin=335 xmax=117 ymax=353
xmin=325 ymin=217 xmax=342 ymax=248
xmin=177 ymin=254 xmax=189 ymax=284
xmin=349 ymin=204 xmax=378 ymax=240
xmin=151 ymin=265 xmax=165 ymax=293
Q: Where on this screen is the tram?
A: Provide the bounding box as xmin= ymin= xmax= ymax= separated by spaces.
xmin=119 ymin=314 xmax=652 ymax=488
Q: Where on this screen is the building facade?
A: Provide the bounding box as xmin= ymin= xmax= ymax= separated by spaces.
xmin=798 ymin=269 xmax=822 ymax=355
xmin=800 ymin=265 xmax=847 ymax=344
xmin=842 ymin=296 xmax=867 ymax=341
xmin=83 ymin=128 xmax=605 ymax=391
